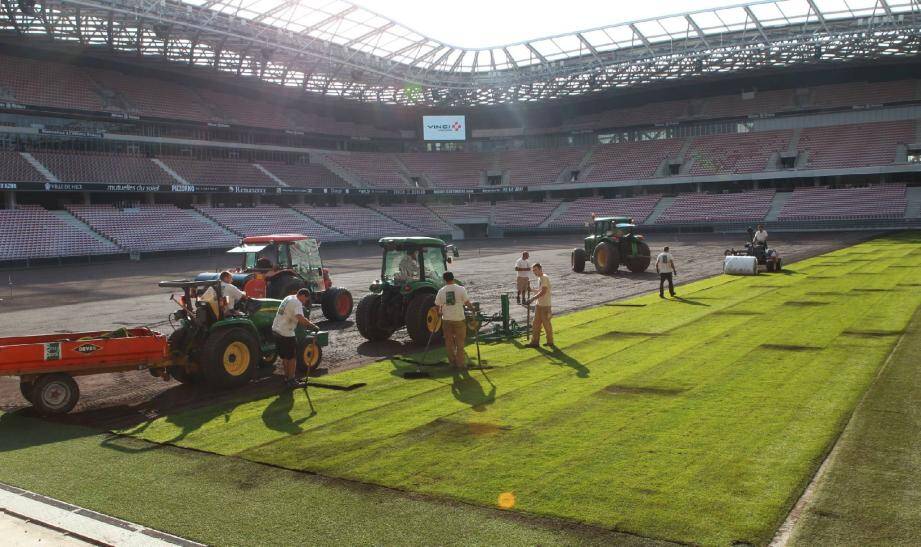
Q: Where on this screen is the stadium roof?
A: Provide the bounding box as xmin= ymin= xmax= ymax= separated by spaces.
xmin=5 ymin=0 xmax=921 ymax=106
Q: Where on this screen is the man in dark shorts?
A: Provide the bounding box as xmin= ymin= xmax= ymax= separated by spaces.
xmin=272 ymin=288 xmax=319 ymax=388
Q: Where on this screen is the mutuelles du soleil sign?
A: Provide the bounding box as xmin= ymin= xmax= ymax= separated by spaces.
xmin=422 ymin=115 xmax=466 ymax=141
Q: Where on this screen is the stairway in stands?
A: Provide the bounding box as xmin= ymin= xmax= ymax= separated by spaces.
xmin=539 ymin=201 xmax=572 ymax=228
xmin=764 ymin=191 xmax=793 ymax=221
xmin=905 ymin=186 xmax=921 ymax=219
xmin=48 ymin=209 xmax=119 ymax=248
xmin=643 ymin=196 xmax=675 ymax=225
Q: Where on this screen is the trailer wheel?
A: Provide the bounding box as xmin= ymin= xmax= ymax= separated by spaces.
xmin=356 ymin=293 xmax=393 ymax=341
xmin=201 ymin=327 xmax=260 ymax=388
xmin=571 ymin=248 xmax=587 ymax=273
xmin=322 ymin=287 xmax=354 ymax=322
xmin=31 ymin=374 xmax=79 ymax=415
xmin=593 ymin=242 xmax=619 ymax=274
xmin=626 ymin=241 xmax=651 ymax=273
xmin=406 ymin=293 xmax=443 ymax=346
xmin=296 ymin=339 xmax=323 ymax=375
xmin=19 ymin=381 xmax=34 ymax=403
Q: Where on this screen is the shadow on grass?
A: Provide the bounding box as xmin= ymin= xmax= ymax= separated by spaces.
xmin=670 ymin=296 xmax=710 ymax=307
xmin=262 ymin=389 xmax=316 ymax=434
xmin=451 ymin=369 xmax=496 ymax=412
xmin=0 ymin=412 xmax=98 ymax=452
xmin=539 ymin=346 xmax=590 ymax=378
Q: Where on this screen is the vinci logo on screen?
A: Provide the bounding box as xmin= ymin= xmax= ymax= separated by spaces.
xmin=422 ymin=115 xmax=466 ymax=141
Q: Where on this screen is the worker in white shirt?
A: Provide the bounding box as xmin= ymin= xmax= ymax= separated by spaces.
xmin=514 ymin=251 xmax=531 ymax=304
xmin=272 ymin=288 xmax=320 ymax=388
xmin=655 ymin=247 xmax=678 ymax=298
xmin=752 ymin=224 xmax=769 ymax=245
xmin=434 ymin=272 xmax=473 ymax=368
xmin=525 ymin=263 xmax=554 ymax=348
xmin=201 ymin=271 xmax=247 ymax=314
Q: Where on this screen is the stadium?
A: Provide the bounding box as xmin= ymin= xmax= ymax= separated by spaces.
xmin=0 ymin=0 xmax=920 ymax=544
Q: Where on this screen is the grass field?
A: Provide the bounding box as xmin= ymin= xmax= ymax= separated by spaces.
xmin=122 ymin=233 xmax=921 ymax=545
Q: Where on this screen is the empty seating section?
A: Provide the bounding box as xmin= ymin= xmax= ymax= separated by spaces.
xmin=194 ymin=205 xmax=345 ymax=242
xmin=492 ymin=200 xmax=561 ymax=228
xmin=0 ymin=54 xmax=103 ymax=112
xmin=575 ymin=100 xmax=690 ymax=129
xmin=67 ymin=205 xmax=237 ymax=252
xmin=0 ymin=151 xmax=44 ymax=182
xmin=33 ymin=153 xmax=175 ymax=184
xmin=549 ymin=195 xmax=662 ymax=227
xmin=656 ymin=190 xmax=775 ymax=224
xmin=686 ymin=130 xmax=792 ymax=176
xmin=583 ymin=139 xmax=684 ymax=182
xmin=258 ymin=162 xmax=348 ymax=188
xmin=89 ymin=69 xmax=212 ymax=122
xmin=810 ymin=80 xmax=916 ymax=108
xmin=499 ymin=148 xmax=587 ymax=185
xmin=799 ymin=121 xmax=913 ymax=169
xmin=703 ymin=89 xmax=795 ymax=118
xmin=295 ymin=205 xmax=417 ymax=240
xmin=197 ymin=89 xmax=290 ymax=129
xmin=428 ymin=202 xmax=494 ymax=225
xmin=397 ymin=152 xmax=490 ymax=188
xmin=778 ymin=185 xmax=907 ymax=221
xmin=0 ymin=205 xmax=119 ymax=261
xmin=369 ymin=204 xmax=454 ymax=235
xmin=163 ymin=158 xmax=276 ymax=187
xmin=323 ymin=153 xmax=408 ymax=189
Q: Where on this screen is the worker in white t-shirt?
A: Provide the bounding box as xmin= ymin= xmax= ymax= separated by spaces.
xmin=514 ymin=251 xmax=531 ymax=304
xmin=435 ymin=271 xmax=473 ymax=368
xmin=655 ymin=246 xmax=677 ymax=298
xmin=752 ymin=224 xmax=769 ymax=245
xmin=201 ymin=271 xmax=247 ymax=314
xmin=525 ymin=263 xmax=554 ymax=348
xmin=272 ymin=288 xmax=320 ymax=388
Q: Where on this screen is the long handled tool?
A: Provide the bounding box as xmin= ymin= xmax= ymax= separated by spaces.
xmin=399 ymin=326 xmax=442 ymax=379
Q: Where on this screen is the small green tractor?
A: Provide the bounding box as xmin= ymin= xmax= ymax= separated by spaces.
xmin=160 ymin=279 xmax=327 ymax=387
xmin=571 ymin=216 xmax=651 ymax=274
xmin=355 ymin=237 xmax=459 ymax=345
xmin=197 ymin=234 xmax=353 ymax=322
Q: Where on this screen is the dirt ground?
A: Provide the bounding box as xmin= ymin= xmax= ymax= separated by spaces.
xmin=0 ymin=232 xmax=873 ymax=428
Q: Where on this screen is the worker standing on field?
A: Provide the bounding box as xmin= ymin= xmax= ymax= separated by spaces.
xmin=526 ymin=263 xmax=554 ymax=348
xmin=514 ymin=251 xmax=531 ymax=304
xmin=656 ymin=246 xmax=677 ymax=298
xmin=435 ymin=272 xmax=473 ymax=369
xmin=272 ymin=288 xmax=320 ymax=388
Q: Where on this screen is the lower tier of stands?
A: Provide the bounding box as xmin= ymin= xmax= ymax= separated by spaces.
xmin=548 ymin=195 xmax=662 ymax=228
xmin=0 ymin=205 xmax=119 ymax=261
xmin=656 ymin=190 xmax=776 ymax=224
xmin=778 ymin=185 xmax=907 ymax=221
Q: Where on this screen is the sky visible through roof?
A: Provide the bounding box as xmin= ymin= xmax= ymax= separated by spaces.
xmin=351 ymin=0 xmax=749 ymax=48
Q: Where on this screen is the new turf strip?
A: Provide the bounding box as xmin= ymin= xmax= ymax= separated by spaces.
xmin=116 ymin=232 xmax=921 ymax=545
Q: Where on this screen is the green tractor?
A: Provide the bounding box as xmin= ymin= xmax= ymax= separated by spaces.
xmin=159 ymin=279 xmax=327 ymax=387
xmin=571 ymin=216 xmax=651 ymax=274
xmin=355 ymin=237 xmax=459 ymax=345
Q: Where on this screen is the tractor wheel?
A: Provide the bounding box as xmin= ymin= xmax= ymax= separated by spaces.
xmin=30 ymin=373 xmax=79 ymax=415
xmin=405 ymin=293 xmax=443 ymax=346
xmin=168 ymin=365 xmax=202 ymax=385
xmin=272 ymin=277 xmax=305 ymax=300
xmin=295 ymin=339 xmax=323 ymax=376
xmin=260 ymin=351 xmax=278 ymax=367
xmin=19 ymin=381 xmax=34 ymax=403
xmin=356 ymin=294 xmax=393 ymax=341
xmin=626 ymin=241 xmax=651 ymax=273
xmin=592 ymin=242 xmax=619 ymax=274
xmin=766 ymin=261 xmax=775 ymax=273
xmin=200 ymin=327 xmax=260 ymax=388
xmin=571 ymin=248 xmax=587 ymax=273
xmin=321 ymin=287 xmax=354 ymax=322
xmin=775 ymin=258 xmax=782 ymax=272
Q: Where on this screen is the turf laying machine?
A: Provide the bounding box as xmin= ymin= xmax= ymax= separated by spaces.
xmin=724 ymin=228 xmax=783 ymax=274
xmin=0 ymin=279 xmax=327 ymax=415
xmin=571 ymin=216 xmax=651 ymax=274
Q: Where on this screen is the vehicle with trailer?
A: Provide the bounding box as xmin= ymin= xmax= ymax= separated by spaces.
xmin=196 ymin=234 xmax=353 ymax=322
xmin=724 ymin=227 xmax=783 ymax=272
xmin=571 ymin=216 xmax=651 ymax=274
xmin=1 ymin=279 xmax=328 ymax=415
xmin=355 ymin=237 xmax=459 ymax=345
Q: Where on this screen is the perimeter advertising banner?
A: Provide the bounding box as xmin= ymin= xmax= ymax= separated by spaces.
xmin=422 ymin=115 xmax=466 ymax=141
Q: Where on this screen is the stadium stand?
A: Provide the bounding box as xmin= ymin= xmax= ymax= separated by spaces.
xmin=499 ymin=148 xmax=587 ymax=185
xmin=571 ymin=100 xmax=690 ymax=129
xmin=0 ymin=54 xmax=103 ymax=112
xmin=656 ymin=189 xmax=776 ymax=224
xmin=162 ymin=158 xmax=277 ymax=187
xmin=428 ymin=202 xmax=494 ymax=225
xmin=778 ymin=185 xmax=908 ymax=221
xmin=369 ymin=203 xmax=455 ymax=235
xmin=548 ymin=195 xmax=662 ymax=227
xmin=257 ymin=161 xmax=349 ymax=188
xmin=797 ymin=121 xmax=914 ymax=169
xmin=809 ymin=80 xmax=916 ymax=109
xmin=703 ymin=89 xmax=795 ymax=119
xmin=66 ymin=204 xmax=238 ymax=252
xmin=583 ymin=139 xmax=685 ymax=182
xmin=193 ymin=205 xmax=346 ymax=241
xmin=686 ymin=130 xmax=792 ymax=176
xmin=32 ymin=153 xmax=175 ymax=184
xmin=294 ymin=204 xmax=418 ymax=239
xmin=396 ymin=152 xmax=490 ymax=189
xmin=88 ymin=68 xmax=213 ymax=122
xmin=0 ymin=151 xmax=45 ymax=182
xmin=0 ymin=205 xmax=119 ymax=261
xmin=322 ymin=153 xmax=409 ymax=189
xmin=492 ymin=200 xmax=561 ymax=228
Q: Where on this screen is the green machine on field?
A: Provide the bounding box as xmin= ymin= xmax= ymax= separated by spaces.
xmin=571 ymin=215 xmax=652 ymax=274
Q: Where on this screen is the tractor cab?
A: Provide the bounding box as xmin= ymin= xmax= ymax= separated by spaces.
xmin=591 ymin=216 xmax=635 ymax=240
xmin=377 ymin=237 xmax=458 ymax=290
xmin=228 ymin=234 xmax=328 ymax=296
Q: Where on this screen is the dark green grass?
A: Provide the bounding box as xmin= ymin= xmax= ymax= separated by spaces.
xmin=123 ymin=233 xmax=921 ymax=545
xmin=0 ymin=412 xmax=664 ymax=547
xmin=788 ymin=304 xmax=921 ymax=546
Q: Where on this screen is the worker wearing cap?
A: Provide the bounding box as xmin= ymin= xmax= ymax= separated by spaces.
xmin=656 ymin=246 xmax=677 ymax=298
xmin=272 ymin=288 xmax=319 ymax=388
xmin=514 ymin=251 xmax=531 ymax=304
xmin=435 ymin=271 xmax=473 ymax=368
xmin=526 ymin=263 xmax=554 ymax=348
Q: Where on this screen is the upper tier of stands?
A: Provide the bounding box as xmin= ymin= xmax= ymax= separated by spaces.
xmin=778 ymin=185 xmax=907 ymax=221
xmin=0 ymin=205 xmax=119 ymax=261
xmin=294 ymin=204 xmax=418 ymax=240
xmin=798 ymin=121 xmax=914 ymax=170
xmin=548 ymin=195 xmax=662 ymax=228
xmin=163 ymin=158 xmax=277 ymax=187
xmin=34 ymin=153 xmax=175 ymax=184
xmin=323 ymin=153 xmax=409 ymax=189
xmin=656 ymin=189 xmax=776 ymax=224
xmin=396 ymin=151 xmax=491 ymax=188
xmin=66 ymin=204 xmax=237 ymax=252
xmin=583 ymin=139 xmax=684 ymax=182
xmin=0 ymin=55 xmax=103 ymax=112
xmin=685 ymin=130 xmax=792 ymax=175
xmin=258 ymin=162 xmax=349 ymax=188
xmin=0 ymin=151 xmax=44 ymax=182
xmin=194 ymin=205 xmax=346 ymax=241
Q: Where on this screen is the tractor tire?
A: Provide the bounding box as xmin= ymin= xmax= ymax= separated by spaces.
xmin=356 ymin=294 xmax=393 ymax=341
xmin=168 ymin=365 xmax=202 ymax=385
xmin=592 ymin=242 xmax=619 ymax=274
xmin=30 ymin=373 xmax=79 ymax=415
xmin=571 ymin=248 xmax=587 ymax=273
xmin=405 ymin=293 xmax=444 ymax=346
xmin=295 ymin=339 xmax=323 ymax=376
xmin=200 ymin=327 xmax=260 ymax=389
xmin=271 ymin=277 xmax=305 ymax=300
xmin=19 ymin=381 xmax=34 ymax=403
xmin=321 ymin=287 xmax=354 ymax=322
xmin=775 ymin=258 xmax=782 ymax=272
xmin=626 ymin=241 xmax=651 ymax=273
xmin=766 ymin=261 xmax=775 ymax=272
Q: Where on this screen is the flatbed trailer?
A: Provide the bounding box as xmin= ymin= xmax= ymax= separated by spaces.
xmin=1 ymin=328 xmax=169 ymax=415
